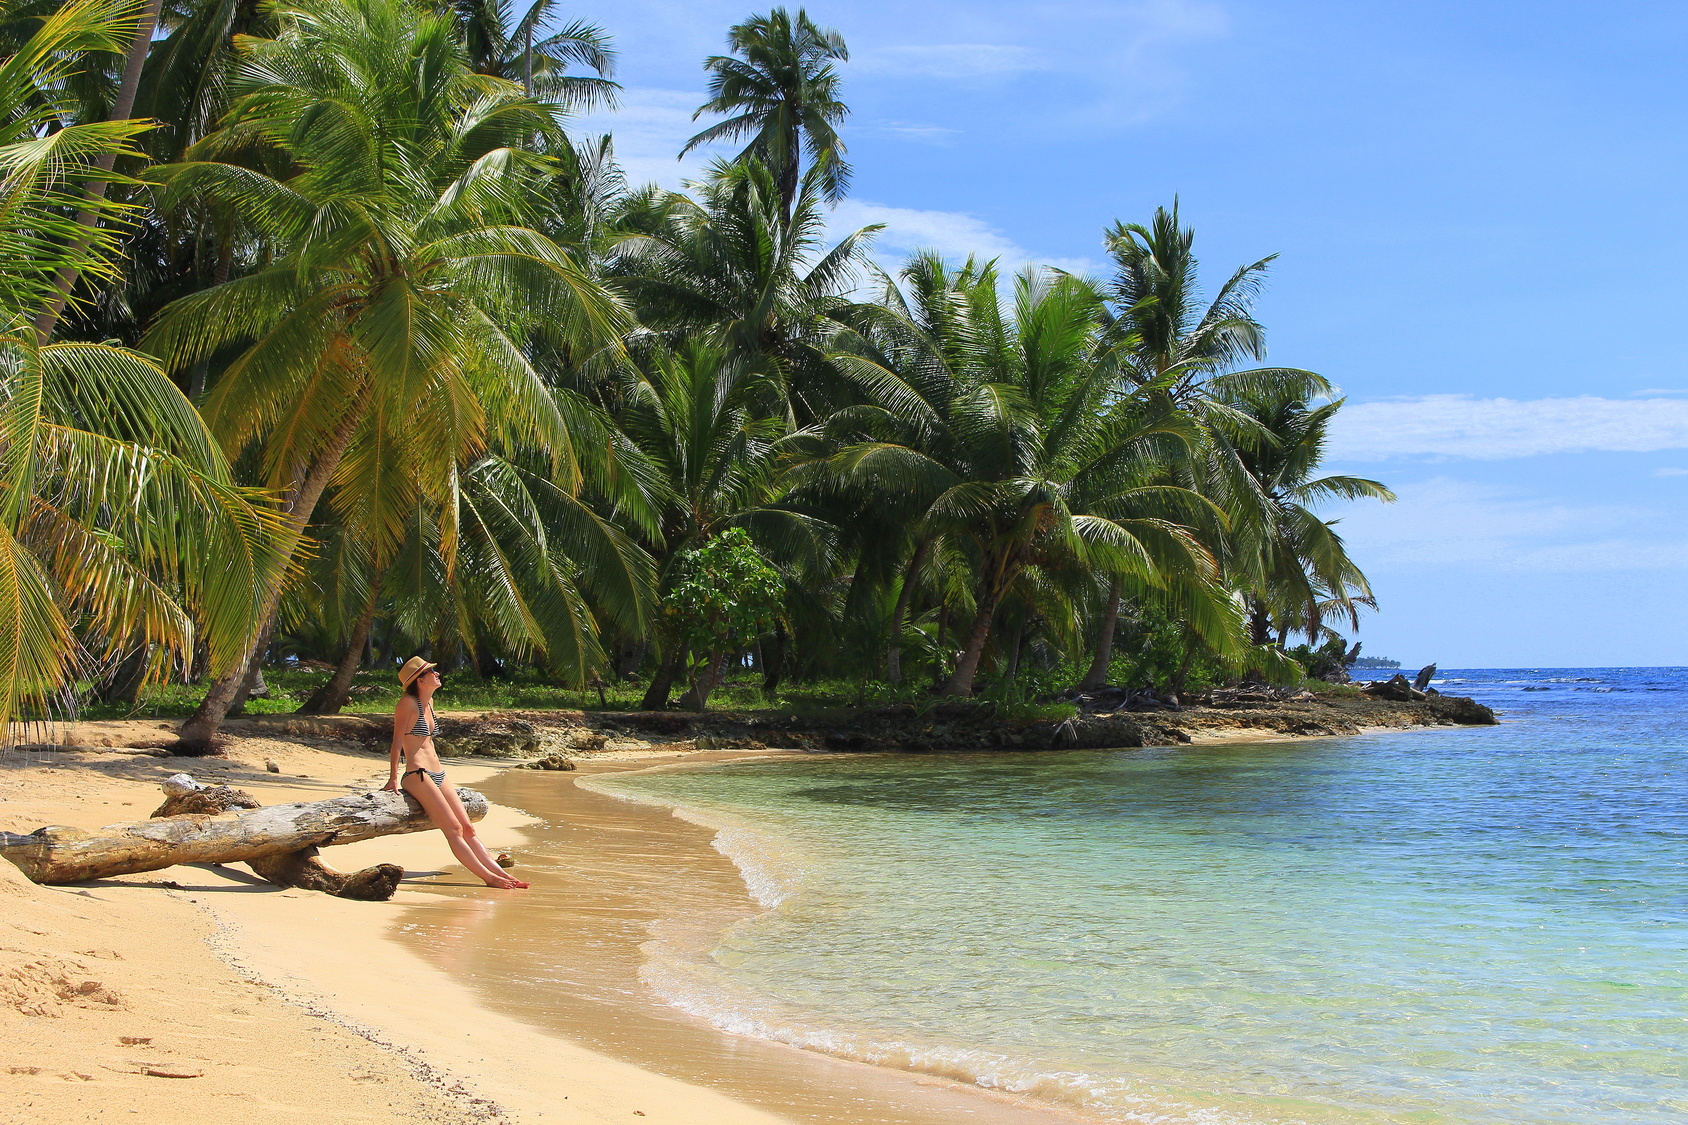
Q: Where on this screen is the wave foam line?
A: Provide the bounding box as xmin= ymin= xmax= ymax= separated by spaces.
xmin=638 ymin=953 xmax=1264 ymax=1125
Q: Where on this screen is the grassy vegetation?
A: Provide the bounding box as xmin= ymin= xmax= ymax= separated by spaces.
xmin=79 ymin=669 xmax=935 ymax=720
xmin=1303 ymin=680 xmax=1364 ymax=699
xmin=78 ymin=667 xmax=1096 ymax=722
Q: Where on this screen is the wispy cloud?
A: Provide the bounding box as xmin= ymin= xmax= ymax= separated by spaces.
xmin=1327 ymin=395 xmax=1688 ymax=461
xmin=862 ymin=120 xmax=961 ymax=143
xmin=1334 ymin=477 xmax=1688 ymax=574
xmin=829 ymin=200 xmax=1100 ymax=278
xmin=856 ymin=43 xmax=1049 ymax=79
xmin=574 ymin=87 xmax=707 ymax=191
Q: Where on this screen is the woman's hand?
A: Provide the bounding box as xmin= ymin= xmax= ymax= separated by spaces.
xmin=381 ymin=777 xmax=399 ymax=792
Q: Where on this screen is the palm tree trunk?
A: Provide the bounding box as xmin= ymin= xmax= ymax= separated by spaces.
xmin=297 ymin=585 xmax=380 ymax=715
xmin=187 ymin=217 xmax=234 ymax=398
xmin=226 ymin=607 xmax=279 ymax=716
xmin=777 ymin=131 xmax=800 ymax=224
xmin=640 ymin=646 xmax=686 ymax=710
xmin=1243 ymin=599 xmax=1271 ymax=684
xmin=1078 ymin=581 xmax=1122 ymax=691
xmin=175 ymin=410 xmax=361 ymax=750
xmin=1170 ymin=648 xmax=1196 ymax=698
xmin=885 ymin=540 xmax=927 ymax=685
xmin=96 ymin=644 xmax=151 ymax=705
xmin=761 ymin=622 xmax=786 ymax=693
xmin=939 ymin=587 xmax=1001 ymax=697
xmin=522 ymin=23 xmax=533 ymax=95
xmin=33 ymin=0 xmax=164 ymax=343
xmin=1003 ymin=619 xmax=1023 ymax=683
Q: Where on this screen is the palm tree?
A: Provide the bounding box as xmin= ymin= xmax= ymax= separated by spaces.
xmin=0 ymin=0 xmax=287 ymax=730
xmin=1213 ymin=377 xmax=1392 ymax=649
xmin=607 ymin=159 xmax=878 ymax=422
xmin=615 ymin=335 xmax=827 ymax=707
xmin=142 ymin=0 xmax=630 ymax=746
xmin=1 ymin=0 xmax=154 ymax=324
xmin=449 ymin=0 xmax=617 ymax=108
xmin=1095 ymin=201 xmax=1352 ymax=686
xmin=681 ymin=7 xmax=849 ymax=222
xmin=1103 ymin=200 xmax=1327 ymax=404
xmin=812 ymin=256 xmax=1222 ymax=697
xmin=29 ymin=0 xmax=166 ymax=342
xmin=0 ymin=328 xmax=291 ymax=734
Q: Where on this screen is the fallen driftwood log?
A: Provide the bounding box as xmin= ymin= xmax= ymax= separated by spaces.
xmin=0 ymin=773 xmax=485 ymax=901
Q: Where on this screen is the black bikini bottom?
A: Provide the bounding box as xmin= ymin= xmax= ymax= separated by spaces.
xmin=402 ymin=766 xmax=446 ymax=787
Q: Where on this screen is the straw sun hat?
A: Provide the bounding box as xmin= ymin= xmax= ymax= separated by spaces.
xmin=397 ymin=656 xmax=438 ymax=687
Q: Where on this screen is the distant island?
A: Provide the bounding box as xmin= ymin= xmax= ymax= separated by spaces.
xmin=1352 ymin=657 xmax=1402 ymax=669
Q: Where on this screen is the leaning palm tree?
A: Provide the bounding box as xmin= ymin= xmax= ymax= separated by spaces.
xmin=0 ymin=328 xmax=291 ymax=734
xmin=1 ymin=0 xmax=152 ymax=323
xmin=27 ymin=0 xmax=166 ymax=342
xmin=143 ymin=0 xmax=631 ymax=746
xmin=681 ymin=7 xmax=849 ymax=221
xmin=1098 ymin=202 xmax=1357 ymax=684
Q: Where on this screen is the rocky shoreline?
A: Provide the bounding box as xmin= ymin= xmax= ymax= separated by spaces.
xmin=136 ymin=688 xmax=1499 ymax=762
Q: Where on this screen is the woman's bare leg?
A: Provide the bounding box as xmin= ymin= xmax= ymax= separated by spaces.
xmin=439 ymin=777 xmax=529 ymax=888
xmin=402 ymin=775 xmax=523 ymax=888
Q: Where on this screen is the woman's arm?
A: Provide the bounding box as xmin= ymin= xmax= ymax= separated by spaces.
xmin=382 ymin=700 xmax=408 ymax=790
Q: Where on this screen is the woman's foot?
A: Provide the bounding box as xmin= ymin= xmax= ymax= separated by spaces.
xmin=483 ymin=874 xmax=530 ymax=889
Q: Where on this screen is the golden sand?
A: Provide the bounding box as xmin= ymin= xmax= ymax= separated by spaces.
xmin=0 ymin=724 xmax=1080 ymax=1124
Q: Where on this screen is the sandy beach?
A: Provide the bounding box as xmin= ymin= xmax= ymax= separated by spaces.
xmin=1 ymin=720 xmax=1092 ymax=1125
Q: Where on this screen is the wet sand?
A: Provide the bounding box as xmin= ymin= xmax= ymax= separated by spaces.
xmin=390 ymin=756 xmax=1091 ymax=1125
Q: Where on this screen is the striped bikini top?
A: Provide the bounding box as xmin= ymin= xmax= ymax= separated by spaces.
xmin=407 ymin=699 xmax=436 ymax=738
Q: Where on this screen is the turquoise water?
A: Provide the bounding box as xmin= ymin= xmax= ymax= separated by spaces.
xmin=587 ymin=669 xmax=1687 ymax=1125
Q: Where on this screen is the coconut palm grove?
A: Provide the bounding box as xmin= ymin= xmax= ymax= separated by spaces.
xmin=0 ymin=0 xmax=1397 ymax=743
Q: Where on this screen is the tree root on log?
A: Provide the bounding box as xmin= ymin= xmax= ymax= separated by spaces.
xmin=246 ymin=847 xmax=404 ymax=901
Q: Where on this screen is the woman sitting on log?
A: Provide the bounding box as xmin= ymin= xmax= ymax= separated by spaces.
xmin=384 ymin=657 xmax=528 ymax=890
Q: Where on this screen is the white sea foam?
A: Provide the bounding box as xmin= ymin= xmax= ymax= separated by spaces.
xmin=637 ymin=950 xmax=1258 ymax=1125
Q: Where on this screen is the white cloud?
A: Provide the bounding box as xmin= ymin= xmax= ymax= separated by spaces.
xmin=574 ymin=87 xmax=708 ymax=191
xmin=857 ymin=43 xmax=1049 ymax=79
xmin=1333 ymin=477 xmax=1688 ymax=575
xmin=1327 ymin=395 xmax=1688 ymax=461
xmin=1654 ymin=467 xmax=1688 ymax=477
xmin=829 ymin=200 xmax=1099 ymax=278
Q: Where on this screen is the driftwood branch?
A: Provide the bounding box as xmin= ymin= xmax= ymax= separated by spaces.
xmin=0 ymin=773 xmax=483 ymax=900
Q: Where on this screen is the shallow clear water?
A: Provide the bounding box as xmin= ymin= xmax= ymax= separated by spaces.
xmin=589 ymin=669 xmax=1688 ymax=1125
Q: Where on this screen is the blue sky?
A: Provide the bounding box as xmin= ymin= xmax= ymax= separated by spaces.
xmin=566 ymin=0 xmax=1688 ymax=668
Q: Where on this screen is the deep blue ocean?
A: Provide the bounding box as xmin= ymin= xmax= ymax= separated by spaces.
xmin=588 ymin=668 xmax=1688 ymax=1125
